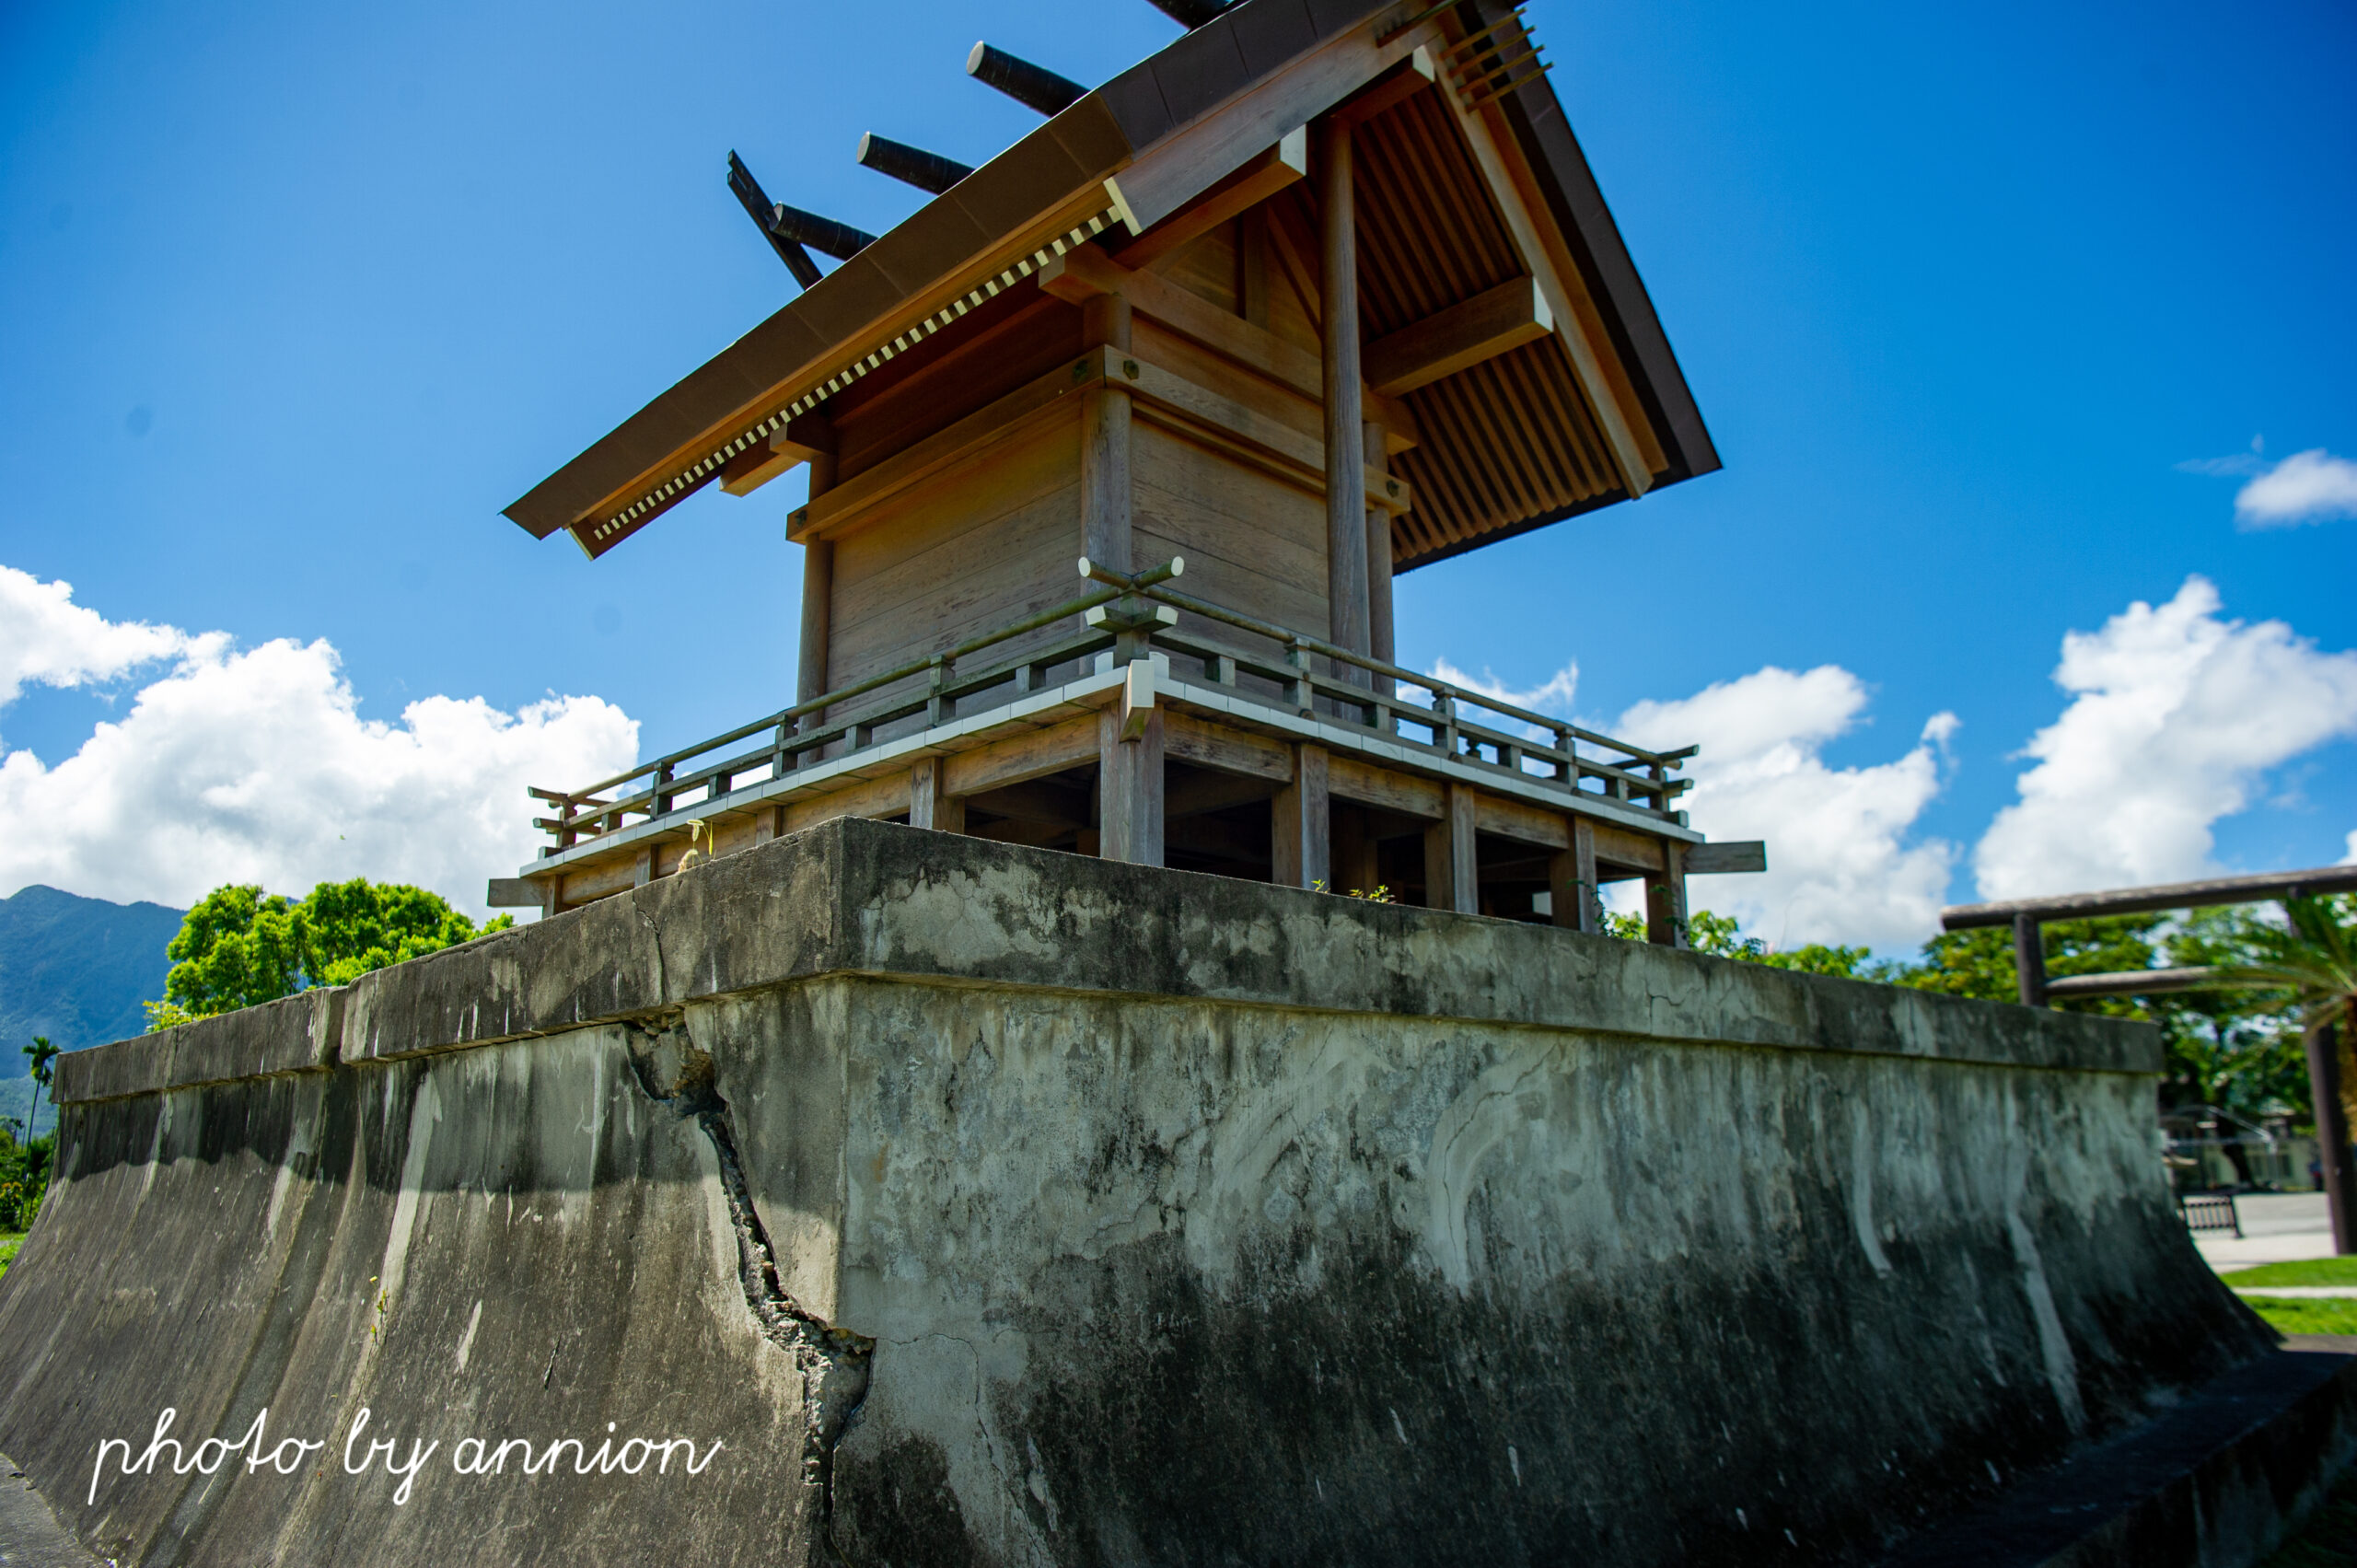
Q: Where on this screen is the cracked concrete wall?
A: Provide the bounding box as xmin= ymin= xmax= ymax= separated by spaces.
xmin=1 ymin=819 xmax=2270 ymax=1566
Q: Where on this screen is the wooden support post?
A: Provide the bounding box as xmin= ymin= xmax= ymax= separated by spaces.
xmin=1271 ymin=743 xmax=1330 ymax=889
xmin=909 ymin=758 xmax=966 ymax=833
xmin=633 ymin=844 xmax=656 ymax=889
xmin=1644 ymin=842 xmax=1689 ymax=947
xmin=1097 ymin=706 xmax=1164 ymax=866
xmin=1318 ymin=117 xmax=1371 ymax=679
xmin=1082 ymin=293 xmax=1133 ymax=574
xmin=1550 ymin=818 xmax=1600 ymax=934
xmin=1364 ymin=417 xmax=1394 ymax=699
xmin=2014 ymin=913 xmax=2049 ymax=1007
xmin=2306 ymin=1022 xmax=2357 ymax=1256
xmin=795 ymin=424 xmax=840 ymax=711
xmin=1422 ymin=781 xmax=1478 ymax=912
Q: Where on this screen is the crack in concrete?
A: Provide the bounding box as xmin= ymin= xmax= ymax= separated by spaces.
xmin=620 ymin=1018 xmax=873 ymax=1561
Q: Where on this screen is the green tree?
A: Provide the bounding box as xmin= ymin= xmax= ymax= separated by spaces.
xmin=2211 ymin=895 xmax=2357 ymax=1132
xmin=159 ymin=879 xmax=512 ymax=1021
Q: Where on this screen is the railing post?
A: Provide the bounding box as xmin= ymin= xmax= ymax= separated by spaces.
xmin=2013 ymin=913 xmax=2049 ymax=1007
xmin=653 ymin=763 xmax=676 ymax=818
xmin=927 ymin=656 xmax=953 ymax=726
xmin=1434 ymin=692 xmax=1459 ymax=758
xmin=1284 ymin=639 xmax=1312 ymax=714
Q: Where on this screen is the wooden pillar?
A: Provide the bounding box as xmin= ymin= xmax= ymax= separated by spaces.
xmin=1271 ymin=743 xmax=1330 ymax=889
xmin=1550 ymin=817 xmax=1600 ymax=934
xmin=1097 ymin=706 xmax=1164 ymax=866
xmin=794 ymin=416 xmax=839 ymax=708
xmin=2013 ymin=913 xmax=2049 ymax=1006
xmin=1318 ymin=117 xmax=1370 ymax=674
xmin=2307 ymin=1021 xmax=2356 ymax=1256
xmin=1422 ymin=781 xmax=1478 ymax=912
xmin=909 ymin=757 xmax=965 ymax=833
xmin=1364 ymin=418 xmax=1395 ymax=699
xmin=1644 ymin=842 xmax=1689 ymax=947
xmin=1081 ymin=293 xmax=1133 ymax=573
xmin=1239 ymin=207 xmax=1271 ymax=328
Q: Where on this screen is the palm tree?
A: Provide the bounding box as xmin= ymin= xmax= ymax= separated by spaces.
xmin=2215 ymin=897 xmax=2357 ymax=1250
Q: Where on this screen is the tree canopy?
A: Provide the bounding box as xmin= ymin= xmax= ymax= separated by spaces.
xmin=1641 ymin=899 xmax=2351 ymax=1132
xmin=157 ymin=879 xmax=511 ymax=1021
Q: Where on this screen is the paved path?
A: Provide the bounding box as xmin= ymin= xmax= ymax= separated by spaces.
xmin=2198 ymin=1192 xmax=2337 ymax=1272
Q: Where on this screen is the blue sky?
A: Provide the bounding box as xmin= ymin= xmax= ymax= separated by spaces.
xmin=1 ymin=0 xmax=2351 ymax=943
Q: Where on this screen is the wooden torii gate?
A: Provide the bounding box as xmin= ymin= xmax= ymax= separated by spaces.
xmin=1944 ymin=863 xmax=2357 ymax=1255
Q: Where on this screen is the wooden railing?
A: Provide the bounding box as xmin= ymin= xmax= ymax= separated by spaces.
xmin=528 ymin=558 xmax=1691 ymax=857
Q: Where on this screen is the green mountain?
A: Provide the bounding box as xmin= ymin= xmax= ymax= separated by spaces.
xmin=0 ymin=884 xmax=184 ymax=1063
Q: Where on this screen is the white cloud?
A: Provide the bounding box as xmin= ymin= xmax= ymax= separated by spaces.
xmin=0 ymin=570 xmax=637 ymax=917
xmin=2235 ymin=448 xmax=2357 ymax=528
xmin=2345 ymin=830 xmax=2357 ymax=866
xmin=1429 ymin=658 xmax=1578 ymax=734
xmin=0 ymin=564 xmax=192 ymax=707
xmin=1974 ymin=576 xmax=2357 ymax=900
xmin=1610 ymin=667 xmax=1959 ymax=950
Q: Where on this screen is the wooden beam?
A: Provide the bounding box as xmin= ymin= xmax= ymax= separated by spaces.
xmin=1101 ymin=16 xmax=1439 ymax=241
xmin=1364 ymin=277 xmax=1552 ymax=397
xmin=1271 ymin=742 xmax=1330 ymax=889
xmin=792 ymin=354 xmax=1107 ymax=542
xmin=941 ymin=714 xmax=1101 ymax=798
xmin=1329 ymin=753 xmax=1442 ymax=819
xmin=784 ymin=771 xmax=910 ymax=833
xmin=1943 ymin=863 xmax=2357 ymax=930
xmin=1039 ymin=245 xmax=1419 ymax=451
xmin=1167 ymin=769 xmax=1282 ymax=819
xmin=1684 ymin=840 xmax=1767 ymax=876
xmin=1164 ymin=711 xmax=1294 ymax=782
xmin=1590 ymin=820 xmax=1666 ymax=875
xmin=1331 ymin=47 xmax=1438 ymax=125
xmin=1433 ymin=63 xmax=1655 ymax=496
xmin=720 ymin=409 xmax=835 ymax=498
xmin=1473 ymin=792 xmax=1568 ymax=850
xmin=1097 ymin=706 xmax=1165 ymax=866
xmin=1422 ymin=780 xmax=1479 ymax=912
xmin=1113 ymin=130 xmax=1308 ymax=271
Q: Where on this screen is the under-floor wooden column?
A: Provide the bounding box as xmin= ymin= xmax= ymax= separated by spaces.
xmin=1081 ymin=293 xmax=1134 ymax=573
xmin=1422 ymin=781 xmax=1478 ymax=912
xmin=1644 ymin=842 xmax=1689 ymax=947
xmin=1550 ymin=818 xmax=1600 ymax=934
xmin=1319 ymin=118 xmax=1370 ymax=675
xmin=1097 ymin=706 xmax=1164 ymax=866
xmin=1271 ymin=743 xmax=1330 ymax=889
xmin=909 ymin=757 xmax=965 ymax=833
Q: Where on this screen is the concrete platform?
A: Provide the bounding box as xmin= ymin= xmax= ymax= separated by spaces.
xmin=0 ymin=819 xmax=2301 ymax=1565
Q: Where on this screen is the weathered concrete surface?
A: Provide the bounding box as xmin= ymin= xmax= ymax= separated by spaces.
xmin=2 ymin=818 xmax=2281 ymax=1565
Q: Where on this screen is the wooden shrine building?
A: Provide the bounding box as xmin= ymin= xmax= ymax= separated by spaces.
xmin=496 ymin=0 xmax=1759 ymax=939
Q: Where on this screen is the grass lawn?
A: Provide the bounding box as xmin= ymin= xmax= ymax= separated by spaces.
xmin=2222 ymin=1257 xmax=2357 ymax=1289
xmin=0 ymin=1233 xmax=19 ymax=1283
xmin=2241 ymin=1296 xmax=2357 ymax=1337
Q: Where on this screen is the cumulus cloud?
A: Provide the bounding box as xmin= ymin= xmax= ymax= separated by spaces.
xmin=2237 ymin=448 xmax=2357 ymax=528
xmin=0 ymin=565 xmax=192 ymax=706
xmin=0 ymin=569 xmax=637 ymax=916
xmin=1429 ymin=658 xmax=1578 ymax=730
xmin=1610 ymin=667 xmax=1960 ymax=950
xmin=2179 ymin=442 xmax=2357 ymax=528
xmin=1973 ymin=576 xmax=2357 ymax=900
